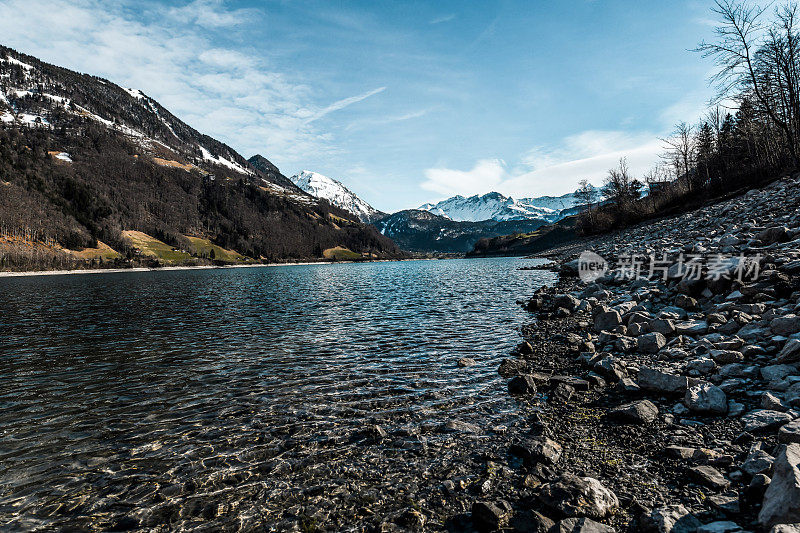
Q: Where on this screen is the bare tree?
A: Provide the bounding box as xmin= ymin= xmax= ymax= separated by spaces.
xmin=661 ymin=122 xmax=696 ymax=191
xmin=696 ymin=0 xmax=800 ymax=165
xmin=575 ymin=179 xmax=598 ymax=224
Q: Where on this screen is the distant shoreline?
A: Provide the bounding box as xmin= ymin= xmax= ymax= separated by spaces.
xmin=0 ymin=258 xmax=433 ymax=278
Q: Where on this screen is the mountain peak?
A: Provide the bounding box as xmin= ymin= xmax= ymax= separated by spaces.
xmin=418 ymin=189 xmax=589 ymax=223
xmin=289 ymin=170 xmax=385 ymax=223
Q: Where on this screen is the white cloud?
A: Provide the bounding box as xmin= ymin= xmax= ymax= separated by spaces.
xmin=0 ymin=0 xmax=381 ymax=169
xmin=167 ymin=0 xmax=259 ymax=28
xmin=422 ymin=158 xmax=506 ymax=196
xmin=421 ymin=130 xmax=665 ymax=199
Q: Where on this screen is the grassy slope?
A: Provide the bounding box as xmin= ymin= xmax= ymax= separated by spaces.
xmin=184 ymin=236 xmax=250 ymax=263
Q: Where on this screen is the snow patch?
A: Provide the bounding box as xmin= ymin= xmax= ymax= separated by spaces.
xmin=123 ymin=87 xmax=144 ymax=99
xmin=3 ymin=56 xmax=33 ymax=70
xmin=54 ymin=152 xmax=72 ymax=162
xmin=198 ymin=145 xmax=253 ymax=176
xmin=289 ymin=170 xmax=382 ymax=222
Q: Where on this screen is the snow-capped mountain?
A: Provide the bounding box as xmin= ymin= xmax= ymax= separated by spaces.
xmin=289 ymin=170 xmax=385 ymax=223
xmin=419 ymin=188 xmax=597 ymax=223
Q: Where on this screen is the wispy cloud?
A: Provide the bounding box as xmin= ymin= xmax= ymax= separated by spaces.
xmin=306 ymin=86 xmax=387 ymax=123
xmin=0 ymin=0 xmax=388 ymax=170
xmin=429 ymin=14 xmax=455 ymax=25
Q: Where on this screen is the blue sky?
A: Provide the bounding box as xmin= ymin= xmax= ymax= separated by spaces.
xmin=0 ymin=0 xmax=718 ymax=212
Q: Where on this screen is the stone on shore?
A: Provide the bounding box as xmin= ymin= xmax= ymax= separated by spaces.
xmin=638 ymin=332 xmax=667 ymax=354
xmin=554 ymin=517 xmax=617 ymax=532
xmin=684 ymin=383 xmax=727 ymax=415
xmin=538 ymin=474 xmax=619 ymax=519
xmin=638 ymin=367 xmax=689 ymax=394
xmin=741 ymin=410 xmax=794 ymax=432
xmin=508 ymin=375 xmax=538 ymax=395
xmin=759 ymin=444 xmax=800 ymax=528
xmin=609 ymin=400 xmax=658 ymax=424
xmin=689 ymin=465 xmax=730 ymax=490
xmin=472 ymin=500 xmax=513 ymax=530
xmin=639 ymin=504 xmax=702 ymax=533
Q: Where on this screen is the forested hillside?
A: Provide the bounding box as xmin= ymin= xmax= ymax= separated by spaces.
xmin=0 ymin=45 xmax=401 ymax=270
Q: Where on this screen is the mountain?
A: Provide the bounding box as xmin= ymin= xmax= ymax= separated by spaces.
xmin=0 ymin=45 xmax=402 ymax=270
xmin=467 ymin=215 xmax=579 ymax=257
xmin=374 ymin=210 xmax=549 ymax=253
xmin=289 ymin=170 xmax=385 ymax=223
xmin=419 ymin=189 xmax=597 ymax=223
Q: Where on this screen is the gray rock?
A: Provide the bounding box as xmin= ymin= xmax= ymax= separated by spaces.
xmin=707 ymin=492 xmax=740 ymax=514
xmin=742 ymin=409 xmax=794 ymax=432
xmin=762 ymin=364 xmax=798 ymax=382
xmin=639 ymin=504 xmax=702 ymax=533
xmin=759 ymin=444 xmax=800 ymax=528
xmin=511 ymin=437 xmax=563 ymax=465
xmin=772 ymin=314 xmax=800 ymax=336
xmin=595 ymin=309 xmax=622 ymax=332
xmin=741 ymin=444 xmax=775 ymax=476
xmin=770 ymin=525 xmax=800 ymax=533
xmin=778 ymin=339 xmax=800 ymax=363
xmin=638 ymin=367 xmax=689 ymax=394
xmin=458 ymin=357 xmax=477 ymax=367
xmin=508 ymin=375 xmax=538 ymax=395
xmin=761 ymin=392 xmax=787 ymax=411
xmin=709 ymin=350 xmax=744 ymax=364
xmin=684 ymin=383 xmax=728 ymax=415
xmin=675 ymin=320 xmax=708 ymax=336
xmin=554 ymin=517 xmax=617 ymax=533
xmin=687 ymin=357 xmax=716 ymax=375
xmin=555 ymin=294 xmax=582 ymax=312
xmin=689 ymin=465 xmax=730 ymax=490
xmin=498 ymin=358 xmax=530 ymax=377
xmin=697 ymin=522 xmax=742 ymax=533
xmin=650 ymin=319 xmax=677 ymax=335
xmin=779 ymin=419 xmax=800 ymax=443
xmin=472 ymin=500 xmax=512 ymax=530
xmin=757 ymin=226 xmax=789 ymax=244
xmin=609 ymin=400 xmax=658 ymax=424
xmin=538 ymin=474 xmax=619 ymax=519
xmin=638 ymin=332 xmax=667 ymax=354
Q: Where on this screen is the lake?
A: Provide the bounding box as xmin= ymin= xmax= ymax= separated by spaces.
xmin=0 ymin=257 xmax=554 ymax=531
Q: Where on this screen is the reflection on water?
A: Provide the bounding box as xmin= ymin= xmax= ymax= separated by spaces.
xmin=0 ymin=257 xmax=554 ymax=531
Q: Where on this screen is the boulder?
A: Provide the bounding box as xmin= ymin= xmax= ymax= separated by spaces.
xmin=742 ymin=410 xmax=794 ymax=432
xmin=650 ymin=319 xmax=677 ymax=336
xmin=757 ymin=226 xmax=789 ymax=244
xmin=511 ymin=437 xmax=563 ymax=465
xmin=742 ymin=444 xmax=775 ymax=476
xmin=777 ymin=339 xmax=800 ymax=363
xmin=780 ymin=419 xmax=800 ymax=444
xmin=509 ymin=375 xmax=538 ymax=395
xmin=771 ymin=315 xmax=800 ymax=336
xmin=538 ymin=474 xmax=619 ymax=519
xmin=595 ymin=309 xmax=622 ymax=332
xmin=684 ymin=383 xmax=728 ymax=415
xmin=638 ymin=332 xmax=667 ymax=354
xmin=639 ymin=504 xmax=702 ymax=533
xmin=458 ymin=357 xmax=477 ymax=367
xmin=689 ymin=465 xmax=730 ymax=490
xmin=638 ymin=367 xmax=689 ymax=394
xmin=761 ymin=364 xmax=798 ymax=382
xmin=759 ymin=444 xmax=800 ymax=528
xmin=609 ymin=400 xmax=658 ymax=424
xmin=697 ymin=522 xmax=743 ymax=533
xmin=472 ymin=500 xmax=513 ymax=530
xmin=554 ymin=517 xmax=617 ymax=532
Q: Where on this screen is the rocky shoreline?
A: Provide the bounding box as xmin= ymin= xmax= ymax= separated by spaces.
xmin=455 ymin=174 xmax=800 ymax=532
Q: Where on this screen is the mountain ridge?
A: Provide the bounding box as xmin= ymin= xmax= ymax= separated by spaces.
xmin=0 ymin=44 xmax=402 ymax=270
xmin=288 ymin=170 xmax=386 ymax=223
